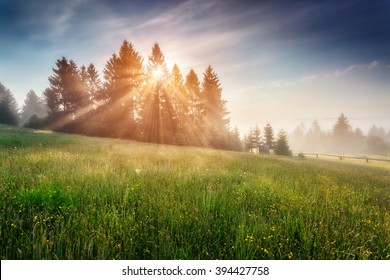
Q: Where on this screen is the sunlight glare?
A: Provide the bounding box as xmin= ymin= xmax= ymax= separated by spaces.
xmin=153 ymin=67 xmax=162 ymax=80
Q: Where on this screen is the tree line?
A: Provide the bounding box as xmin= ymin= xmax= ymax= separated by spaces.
xmin=243 ymin=122 xmax=292 ymax=156
xmin=242 ymin=113 xmax=390 ymax=157
xmin=0 ymin=40 xmax=241 ymax=150
xmin=289 ymin=113 xmax=390 ymax=156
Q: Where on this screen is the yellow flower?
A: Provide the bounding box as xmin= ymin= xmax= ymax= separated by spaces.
xmin=33 ymin=215 xmax=38 ymax=222
xmin=245 ymin=235 xmax=254 ymax=242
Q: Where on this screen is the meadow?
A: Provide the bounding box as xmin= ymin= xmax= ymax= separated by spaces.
xmin=0 ymin=125 xmax=389 ymax=260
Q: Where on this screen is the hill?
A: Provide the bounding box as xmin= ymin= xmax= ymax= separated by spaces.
xmin=0 ymin=125 xmax=389 ymax=259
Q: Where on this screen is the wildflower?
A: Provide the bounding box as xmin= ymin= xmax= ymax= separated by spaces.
xmin=245 ymin=235 xmax=254 ymax=242
xmin=288 ymin=252 xmax=293 ymax=259
xmin=135 ymin=168 xmax=141 ymax=175
xmin=33 ymin=215 xmax=38 ymax=222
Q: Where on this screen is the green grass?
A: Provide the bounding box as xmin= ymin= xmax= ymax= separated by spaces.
xmin=0 ymin=124 xmax=389 ymax=260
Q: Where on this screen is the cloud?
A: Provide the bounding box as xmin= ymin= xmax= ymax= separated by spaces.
xmin=327 ymin=60 xmax=383 ymax=78
xmin=302 ymin=75 xmax=317 ymax=82
xmin=368 ymin=60 xmax=380 ymax=69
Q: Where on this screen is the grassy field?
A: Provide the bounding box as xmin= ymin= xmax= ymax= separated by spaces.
xmin=0 ymin=125 xmax=389 ymax=260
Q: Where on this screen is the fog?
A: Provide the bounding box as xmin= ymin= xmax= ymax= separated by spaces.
xmin=288 ymin=117 xmax=390 ymax=157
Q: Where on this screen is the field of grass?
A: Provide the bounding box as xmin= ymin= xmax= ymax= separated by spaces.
xmin=0 ymin=124 xmax=389 ymax=260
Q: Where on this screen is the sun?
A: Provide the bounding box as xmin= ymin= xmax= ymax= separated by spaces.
xmin=153 ymin=67 xmax=162 ymax=80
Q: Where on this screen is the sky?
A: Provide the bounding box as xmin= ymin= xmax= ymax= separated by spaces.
xmin=1 ymin=0 xmax=389 ymax=135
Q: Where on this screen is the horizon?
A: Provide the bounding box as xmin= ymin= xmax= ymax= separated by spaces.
xmin=1 ymin=0 xmax=389 ymax=135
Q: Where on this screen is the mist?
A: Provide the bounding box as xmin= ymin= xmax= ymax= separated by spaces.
xmin=288 ymin=114 xmax=390 ymax=157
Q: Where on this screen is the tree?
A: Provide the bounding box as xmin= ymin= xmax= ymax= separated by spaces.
xmin=185 ymin=68 xmax=205 ymax=146
xmin=252 ymin=125 xmax=261 ymax=151
xmin=332 ymin=113 xmax=353 ymax=153
xmin=228 ymin=127 xmax=242 ymax=151
xmin=263 ymin=122 xmax=275 ymax=151
xmin=186 ymin=69 xmax=203 ymax=118
xmin=169 ymin=64 xmax=191 ymax=144
xmin=333 ymin=113 xmax=352 ymax=138
xmin=366 ymin=135 xmax=388 ymax=155
xmin=202 ymin=65 xmax=230 ymax=148
xmin=0 ymin=82 xmax=19 ymax=125
xmin=245 ymin=125 xmax=261 ymax=152
xmin=290 ymin=122 xmax=306 ymax=153
xmin=368 ymin=125 xmax=387 ymax=141
xmin=274 ymin=129 xmax=292 ymax=156
xmin=141 ymin=43 xmax=172 ymax=143
xmin=44 ymin=57 xmax=90 ymax=130
xmin=86 ymin=63 xmax=102 ymax=101
xmin=20 ymin=90 xmax=47 ymax=125
xmin=101 ymin=40 xmax=144 ymax=138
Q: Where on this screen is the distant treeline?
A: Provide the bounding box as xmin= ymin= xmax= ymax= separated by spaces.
xmin=243 ymin=114 xmax=390 ymax=156
xmin=0 ymin=40 xmax=241 ymax=150
xmin=289 ymin=114 xmax=390 ymax=156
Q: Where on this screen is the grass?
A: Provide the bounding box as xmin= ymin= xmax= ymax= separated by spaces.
xmin=0 ymin=124 xmax=389 ymax=260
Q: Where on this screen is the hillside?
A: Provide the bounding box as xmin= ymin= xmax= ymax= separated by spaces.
xmin=0 ymin=125 xmax=389 ymax=259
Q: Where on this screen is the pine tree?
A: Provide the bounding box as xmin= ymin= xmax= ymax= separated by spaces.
xmin=244 ymin=127 xmax=254 ymax=151
xmin=332 ymin=113 xmax=353 ymax=153
xmin=202 ymin=65 xmax=229 ymax=148
xmin=170 ymin=64 xmax=186 ymax=119
xmin=333 ymin=113 xmax=351 ymax=138
xmin=101 ymin=40 xmax=144 ymax=138
xmin=263 ymin=122 xmax=275 ymax=151
xmin=228 ymin=127 xmax=242 ymax=151
xmin=86 ymin=63 xmax=102 ymax=101
xmin=275 ymin=129 xmax=292 ymax=156
xmin=0 ymin=82 xmax=19 ymax=125
xmin=185 ymin=69 xmax=206 ymax=146
xmin=252 ymin=125 xmax=261 ymax=151
xmin=185 ymin=69 xmax=203 ymax=119
xmin=170 ymin=64 xmax=191 ymax=144
xmin=20 ymin=90 xmax=47 ymax=125
xmin=118 ymin=40 xmax=144 ymax=131
xmin=44 ymin=57 xmax=88 ymax=123
xmin=142 ymin=43 xmax=172 ymax=143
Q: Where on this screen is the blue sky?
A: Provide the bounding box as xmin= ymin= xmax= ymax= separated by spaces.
xmin=1 ymin=0 xmax=389 ymax=134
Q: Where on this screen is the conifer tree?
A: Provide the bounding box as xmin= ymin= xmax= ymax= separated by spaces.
xmin=252 ymin=125 xmax=261 ymax=151
xmin=0 ymin=82 xmax=19 ymax=125
xmin=332 ymin=113 xmax=353 ymax=153
xmin=263 ymin=122 xmax=275 ymax=151
xmin=275 ymin=129 xmax=292 ymax=156
xmin=228 ymin=127 xmax=242 ymax=151
xmin=142 ymin=43 xmax=172 ymax=143
xmin=333 ymin=113 xmax=351 ymax=138
xmin=86 ymin=63 xmax=102 ymax=101
xmin=244 ymin=125 xmax=261 ymax=152
xmin=185 ymin=69 xmax=203 ymax=118
xmin=44 ymin=57 xmax=88 ymax=122
xmin=185 ymin=69 xmax=206 ymax=145
xmin=20 ymin=90 xmax=47 ymax=125
xmin=202 ymin=65 xmax=229 ymax=148
xmin=101 ymin=40 xmax=144 ymax=138
xmin=170 ymin=64 xmax=190 ymax=144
